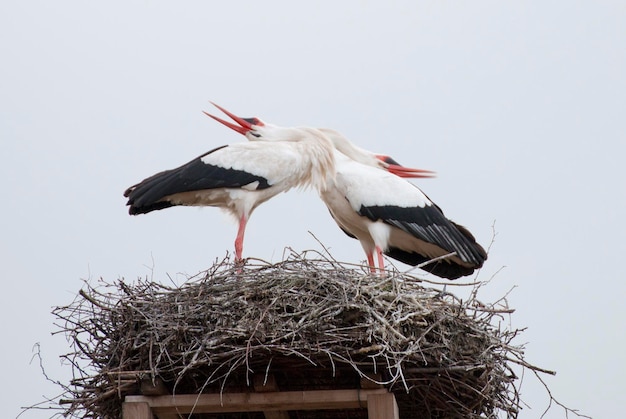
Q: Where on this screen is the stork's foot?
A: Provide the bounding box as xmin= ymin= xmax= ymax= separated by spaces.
xmin=234 ymin=257 xmax=246 ymax=274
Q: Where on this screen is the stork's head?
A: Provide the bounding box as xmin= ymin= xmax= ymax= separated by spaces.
xmin=203 ymin=102 xmax=268 ymax=141
xmin=205 ymin=102 xmax=336 ymax=191
xmin=205 ymin=102 xmax=318 ymax=144
xmin=317 ymin=128 xmax=435 ymax=179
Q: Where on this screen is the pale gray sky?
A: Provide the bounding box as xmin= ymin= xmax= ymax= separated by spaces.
xmin=2 ymin=1 xmax=624 ymax=418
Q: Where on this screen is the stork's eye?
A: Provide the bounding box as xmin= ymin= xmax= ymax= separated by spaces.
xmin=250 ymin=132 xmax=261 ymax=138
xmin=243 ymin=117 xmax=263 ymax=126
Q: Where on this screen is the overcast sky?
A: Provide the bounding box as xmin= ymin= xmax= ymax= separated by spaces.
xmin=2 ymin=1 xmax=624 ymax=418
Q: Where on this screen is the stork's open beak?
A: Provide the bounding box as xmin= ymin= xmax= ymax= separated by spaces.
xmin=203 ymin=102 xmax=264 ymax=135
xmin=376 ymin=155 xmax=436 ymax=179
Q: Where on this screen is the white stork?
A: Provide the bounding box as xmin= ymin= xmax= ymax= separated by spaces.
xmin=318 ymin=128 xmax=487 ymax=279
xmin=209 ymin=112 xmax=486 ymax=279
xmin=124 ymin=103 xmax=335 ymax=262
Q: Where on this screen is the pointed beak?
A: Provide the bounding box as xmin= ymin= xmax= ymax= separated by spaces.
xmin=376 ymin=155 xmax=436 ymax=178
xmin=203 ymin=102 xmax=263 ymax=135
xmin=387 ymin=165 xmax=436 ymax=178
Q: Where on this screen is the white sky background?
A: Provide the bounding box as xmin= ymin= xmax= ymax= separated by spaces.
xmin=2 ymin=1 xmax=624 ymax=417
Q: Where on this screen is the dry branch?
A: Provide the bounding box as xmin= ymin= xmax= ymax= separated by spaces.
xmin=51 ymin=250 xmax=546 ymax=418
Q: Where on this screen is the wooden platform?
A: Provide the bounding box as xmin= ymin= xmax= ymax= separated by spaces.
xmin=123 ymin=388 xmax=399 ymax=419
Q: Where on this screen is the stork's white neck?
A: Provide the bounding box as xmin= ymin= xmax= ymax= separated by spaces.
xmin=317 ymin=128 xmax=382 ymax=168
xmin=248 ymin=124 xmax=336 ymax=192
xmin=291 ymin=127 xmax=336 ymax=192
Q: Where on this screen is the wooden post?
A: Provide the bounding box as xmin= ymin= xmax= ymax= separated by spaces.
xmin=253 ymin=375 xmax=290 ymax=419
xmin=367 ymin=392 xmax=399 ymax=419
xmin=122 ymin=401 xmax=152 ymax=419
xmin=139 ymin=377 xmax=181 ymax=419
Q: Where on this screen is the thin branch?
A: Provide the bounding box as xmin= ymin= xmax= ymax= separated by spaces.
xmin=40 ymin=248 xmax=586 ymax=418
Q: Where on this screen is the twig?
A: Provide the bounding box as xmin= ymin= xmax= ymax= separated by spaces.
xmin=40 ymin=249 xmax=585 ymax=418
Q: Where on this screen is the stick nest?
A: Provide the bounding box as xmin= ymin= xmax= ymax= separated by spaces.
xmin=54 ymin=251 xmax=532 ymax=418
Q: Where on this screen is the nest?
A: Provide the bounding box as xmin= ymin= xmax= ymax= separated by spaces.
xmin=53 ymin=250 xmax=534 ymax=418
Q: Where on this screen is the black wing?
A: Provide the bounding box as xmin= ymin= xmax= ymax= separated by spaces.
xmin=385 ymin=246 xmax=477 ymax=279
xmin=358 ymin=204 xmax=487 ymax=274
xmin=124 ymin=145 xmax=271 ymax=215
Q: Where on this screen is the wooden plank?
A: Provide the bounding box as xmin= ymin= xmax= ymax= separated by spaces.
xmin=139 ymin=377 xmax=182 ymax=419
xmin=125 ymin=388 xmax=387 ymax=414
xmin=253 ymin=375 xmax=290 ymax=419
xmin=122 ymin=401 xmax=153 ymax=419
xmin=367 ymin=393 xmax=399 ymax=419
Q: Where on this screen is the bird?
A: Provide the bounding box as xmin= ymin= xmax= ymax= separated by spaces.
xmin=210 ymin=111 xmax=487 ymax=279
xmin=124 ymin=103 xmax=335 ymax=263
xmin=318 ymin=128 xmax=487 ymax=279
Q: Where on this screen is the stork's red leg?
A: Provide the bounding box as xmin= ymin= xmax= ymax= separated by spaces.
xmin=366 ymin=251 xmax=376 ymax=274
xmin=234 ymin=215 xmax=247 ymax=262
xmin=375 ymin=246 xmax=386 ymax=277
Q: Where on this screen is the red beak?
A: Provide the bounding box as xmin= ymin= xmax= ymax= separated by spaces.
xmin=376 ymin=155 xmax=436 ymax=179
xmin=387 ymin=165 xmax=436 ymax=178
xmin=203 ymin=102 xmax=263 ymax=135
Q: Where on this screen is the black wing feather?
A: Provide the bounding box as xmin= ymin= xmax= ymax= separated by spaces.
xmin=358 ymin=204 xmax=487 ymax=268
xmin=384 ymin=247 xmax=477 ymax=279
xmin=124 ymin=145 xmax=271 ymax=215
